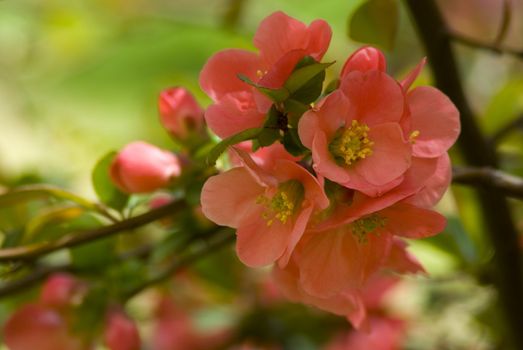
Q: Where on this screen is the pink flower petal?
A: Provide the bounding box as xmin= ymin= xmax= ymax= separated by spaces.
xmin=406 ymin=153 xmax=451 ymax=208
xmin=408 ymin=86 xmax=460 ymax=158
xmin=341 ymin=70 xmax=404 ymax=126
xmin=380 ymin=202 xmax=447 ymax=238
xmin=385 ymin=238 xmax=426 ymax=274
xmin=400 ymin=57 xmax=426 ymax=91
xmin=312 ymin=131 xmax=351 ymax=184
xmin=254 ymin=12 xmax=331 ymax=66
xmin=204 ymin=91 xmax=266 ymax=139
xmin=297 ymin=229 xmax=362 ymax=297
xmin=353 ymin=123 xmax=411 ymax=186
xmin=201 ymin=167 xmax=264 ymax=228
xmin=199 ymin=49 xmax=261 ymax=101
xmin=236 ymin=206 xmax=291 ymax=267
xmin=341 ymin=46 xmax=386 ymax=77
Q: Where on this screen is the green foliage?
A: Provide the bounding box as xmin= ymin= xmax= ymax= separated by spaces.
xmin=205 ymin=127 xmax=263 ymax=166
xmin=348 ymin=0 xmax=399 ymax=51
xmin=92 ymin=152 xmax=129 ymax=211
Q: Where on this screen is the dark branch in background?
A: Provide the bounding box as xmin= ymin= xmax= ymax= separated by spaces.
xmin=126 ymin=228 xmax=235 ymax=299
xmin=453 ymin=166 xmax=523 ymax=200
xmin=0 ymin=243 xmax=155 ymax=299
xmin=450 ymin=32 xmax=523 ymax=58
xmin=405 ymin=1 xmax=523 ymax=349
xmin=221 ymin=0 xmax=247 ymax=30
xmin=0 ymin=200 xmax=186 ymax=263
xmin=494 ymin=0 xmax=512 ymax=47
xmin=490 ymin=113 xmax=523 ymax=145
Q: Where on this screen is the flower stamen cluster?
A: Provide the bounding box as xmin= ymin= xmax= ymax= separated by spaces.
xmin=329 ymin=120 xmax=374 ymax=166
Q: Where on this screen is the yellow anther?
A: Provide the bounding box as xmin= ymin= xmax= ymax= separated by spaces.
xmin=258 ymin=180 xmax=304 ymax=226
xmin=256 ymin=70 xmax=267 ymax=78
xmin=409 ymin=130 xmax=420 ymax=144
xmin=350 ymin=214 xmax=387 ymax=243
xmin=329 ymin=120 xmax=374 ymax=166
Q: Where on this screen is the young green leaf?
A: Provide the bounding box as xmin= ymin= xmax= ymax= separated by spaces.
xmin=285 ymin=61 xmax=334 ymax=97
xmin=348 ymin=0 xmax=399 ymax=51
xmin=238 ymin=74 xmax=290 ymax=102
xmin=206 ymin=127 xmax=263 ymax=166
xmin=92 ymin=152 xmax=129 ymax=211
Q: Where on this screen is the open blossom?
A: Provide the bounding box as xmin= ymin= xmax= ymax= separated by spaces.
xmin=158 ymin=87 xmax=205 ymax=141
xmin=298 ymin=46 xmax=459 ymax=197
xmin=110 ymin=141 xmax=181 ymax=193
xmin=273 ymin=238 xmax=423 ymax=329
xmin=201 ymin=149 xmax=328 ymax=267
xmin=294 ymin=200 xmax=445 ymax=298
xmin=200 ymin=11 xmax=331 ymax=138
xmin=229 ymin=141 xmax=301 ymax=171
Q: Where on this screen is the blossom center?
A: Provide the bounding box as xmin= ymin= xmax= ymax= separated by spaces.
xmin=257 ymin=180 xmax=305 ymax=226
xmin=329 ymin=120 xmax=373 ymax=166
xmin=350 ymin=214 xmax=386 ymax=242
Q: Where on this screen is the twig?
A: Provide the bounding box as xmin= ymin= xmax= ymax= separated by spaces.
xmin=405 ymin=1 xmax=523 ymax=349
xmin=450 ymin=32 xmax=523 ymax=58
xmin=0 ymin=200 xmax=186 ymax=263
xmin=126 ymin=228 xmax=235 ymax=299
xmin=0 ymin=243 xmax=157 ymax=299
xmin=453 ymin=166 xmax=523 ymax=200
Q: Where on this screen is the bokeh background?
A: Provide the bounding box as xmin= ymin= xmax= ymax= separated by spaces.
xmin=1 ymin=0 xmax=523 ymax=349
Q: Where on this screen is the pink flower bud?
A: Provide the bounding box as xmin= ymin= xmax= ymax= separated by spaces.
xmin=40 ymin=273 xmax=83 ymax=308
xmin=110 ymin=141 xmax=181 ymax=194
xmin=104 ymin=309 xmax=141 ymax=350
xmin=158 ymin=87 xmax=204 ymax=140
xmin=4 ymin=304 xmax=89 ymax=350
xmin=340 ymin=46 xmax=386 ymax=78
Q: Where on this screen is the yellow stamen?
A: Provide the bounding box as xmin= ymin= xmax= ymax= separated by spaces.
xmin=329 ymin=120 xmax=374 ymax=166
xmin=256 ymin=69 xmax=267 ymax=79
xmin=350 ymin=214 xmax=387 ymax=242
xmin=257 ymin=180 xmax=304 ymax=226
xmin=409 ymin=130 xmax=420 ymax=144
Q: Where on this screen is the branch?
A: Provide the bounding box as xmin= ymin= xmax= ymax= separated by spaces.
xmin=126 ymin=228 xmax=235 ymax=299
xmin=453 ymin=166 xmax=523 ymax=200
xmin=405 ymin=1 xmax=523 ymax=349
xmin=0 ymin=200 xmax=186 ymax=263
xmin=450 ymin=32 xmax=523 ymax=58
xmin=0 ymin=243 xmax=156 ymax=299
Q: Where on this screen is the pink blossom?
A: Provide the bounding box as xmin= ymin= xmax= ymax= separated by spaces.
xmin=200 ymin=11 xmax=331 ymax=138
xmin=158 ymin=87 xmax=205 ymax=140
xmin=201 ymin=149 xmax=328 ymax=267
xmin=110 ymin=141 xmax=181 ymax=193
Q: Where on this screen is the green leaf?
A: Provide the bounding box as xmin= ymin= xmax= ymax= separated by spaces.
xmin=283 ymin=129 xmax=308 ymax=156
xmin=348 ymin=0 xmax=399 ymax=51
xmin=284 ymin=99 xmax=310 ymax=128
xmin=206 ymin=127 xmax=263 ymax=166
xmin=0 ymin=185 xmax=98 ymax=209
xmin=70 ymin=236 xmax=116 ymax=270
xmin=258 ymin=107 xmax=282 ymax=147
xmin=238 ymin=74 xmax=290 ymax=102
xmin=285 ymin=61 xmax=333 ymax=98
xmin=25 ymin=206 xmax=85 ymax=241
xmin=92 ymin=152 xmax=129 ymax=211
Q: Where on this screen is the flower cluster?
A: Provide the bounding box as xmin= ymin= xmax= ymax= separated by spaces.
xmin=200 ymin=11 xmax=460 ymax=328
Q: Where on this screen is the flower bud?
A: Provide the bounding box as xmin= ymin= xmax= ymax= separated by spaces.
xmin=158 ymin=87 xmax=205 ymax=140
xmin=340 ymin=46 xmax=386 ymax=78
xmin=110 ymin=141 xmax=181 ymax=194
xmin=40 ymin=273 xmax=84 ymax=308
xmin=104 ymin=309 xmax=141 ymax=350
